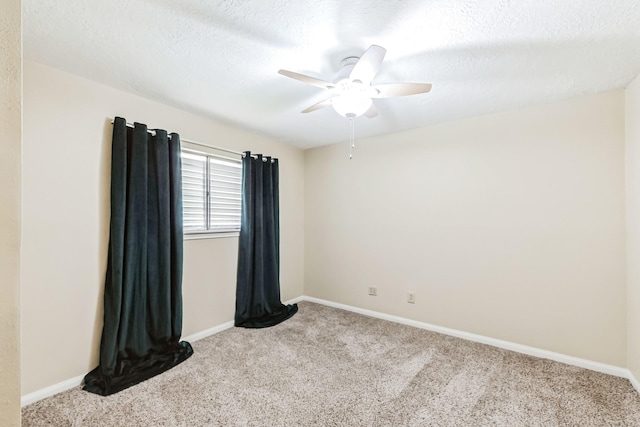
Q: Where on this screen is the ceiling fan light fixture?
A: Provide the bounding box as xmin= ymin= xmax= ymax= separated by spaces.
xmin=331 ymin=91 xmax=372 ymax=118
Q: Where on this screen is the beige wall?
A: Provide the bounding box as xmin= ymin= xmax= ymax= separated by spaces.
xmin=21 ymin=61 xmax=304 ymax=394
xmin=0 ymin=0 xmax=22 ymax=424
xmin=20 ymin=56 xmax=636 ymax=397
xmin=627 ymin=73 xmax=640 ymax=380
xmin=305 ymin=91 xmax=627 ymax=366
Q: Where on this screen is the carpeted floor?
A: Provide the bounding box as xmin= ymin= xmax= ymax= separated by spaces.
xmin=22 ymin=301 xmax=640 ymax=426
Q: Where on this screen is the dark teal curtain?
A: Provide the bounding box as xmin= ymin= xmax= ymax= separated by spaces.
xmin=235 ymin=152 xmax=298 ymax=328
xmin=84 ymin=117 xmax=193 ymax=396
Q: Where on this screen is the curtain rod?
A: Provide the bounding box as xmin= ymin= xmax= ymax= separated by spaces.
xmin=111 ymin=120 xmax=244 ymax=157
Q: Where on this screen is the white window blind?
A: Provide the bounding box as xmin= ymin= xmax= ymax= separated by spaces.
xmin=208 ymin=156 xmax=242 ymax=231
xmin=181 ymin=150 xmax=242 ymax=234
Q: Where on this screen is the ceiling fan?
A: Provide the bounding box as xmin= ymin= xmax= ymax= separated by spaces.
xmin=278 ymin=45 xmax=432 ymax=119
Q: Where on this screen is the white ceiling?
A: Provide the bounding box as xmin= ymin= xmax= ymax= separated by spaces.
xmin=23 ymin=0 xmax=640 ymax=149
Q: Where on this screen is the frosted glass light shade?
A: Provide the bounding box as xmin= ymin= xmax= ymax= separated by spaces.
xmin=331 ymin=93 xmax=372 ymax=118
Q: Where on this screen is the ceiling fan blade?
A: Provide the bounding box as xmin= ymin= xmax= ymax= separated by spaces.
xmin=278 ymin=69 xmax=335 ymax=90
xmin=349 ymin=45 xmax=386 ymax=85
xmin=301 ymin=97 xmax=335 ymax=113
xmin=371 ymin=83 xmax=432 ymax=98
xmin=364 ymin=104 xmax=378 ymax=118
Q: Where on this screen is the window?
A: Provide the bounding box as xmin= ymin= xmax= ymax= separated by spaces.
xmin=181 ymin=149 xmax=242 ymax=236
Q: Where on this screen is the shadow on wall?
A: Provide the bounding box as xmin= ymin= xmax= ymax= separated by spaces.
xmin=88 ymin=119 xmax=113 ymax=371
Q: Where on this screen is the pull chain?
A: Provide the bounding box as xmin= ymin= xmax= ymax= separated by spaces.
xmin=349 ymin=116 xmax=355 ymax=159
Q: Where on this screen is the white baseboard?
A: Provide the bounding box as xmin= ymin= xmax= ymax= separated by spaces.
xmin=284 ymin=295 xmax=306 ymax=305
xmin=301 ymin=296 xmax=632 ymax=380
xmin=629 ymin=370 xmax=640 ymax=395
xmin=182 ymin=320 xmax=234 ymax=343
xmin=21 ymin=374 xmax=85 ymax=407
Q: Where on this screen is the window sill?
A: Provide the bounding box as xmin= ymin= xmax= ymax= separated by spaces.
xmin=184 ymin=231 xmax=240 ymax=240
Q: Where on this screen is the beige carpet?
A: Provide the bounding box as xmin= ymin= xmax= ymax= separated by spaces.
xmin=22 ymin=301 xmax=640 ymax=426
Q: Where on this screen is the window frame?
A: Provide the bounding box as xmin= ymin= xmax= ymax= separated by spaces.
xmin=181 ymin=147 xmax=242 ymax=240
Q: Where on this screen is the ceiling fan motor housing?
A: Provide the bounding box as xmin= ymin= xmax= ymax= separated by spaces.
xmin=334 ymin=56 xmax=360 ymax=83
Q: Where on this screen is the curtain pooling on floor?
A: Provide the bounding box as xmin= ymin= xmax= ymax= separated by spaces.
xmin=235 ymin=151 xmax=298 ymax=328
xmin=83 ymin=117 xmax=193 ymax=396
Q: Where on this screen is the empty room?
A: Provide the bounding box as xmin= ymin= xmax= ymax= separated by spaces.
xmin=3 ymin=0 xmax=640 ymax=425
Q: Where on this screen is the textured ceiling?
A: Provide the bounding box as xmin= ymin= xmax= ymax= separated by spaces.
xmin=23 ymin=0 xmax=640 ymax=149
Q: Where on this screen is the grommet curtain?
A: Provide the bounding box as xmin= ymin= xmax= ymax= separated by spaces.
xmin=84 ymin=117 xmax=193 ymax=396
xmin=235 ymin=152 xmax=298 ymax=328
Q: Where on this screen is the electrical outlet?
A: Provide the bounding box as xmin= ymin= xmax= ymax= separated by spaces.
xmin=368 ymin=287 xmax=377 ymax=296
xmin=407 ymin=292 xmax=416 ymax=304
